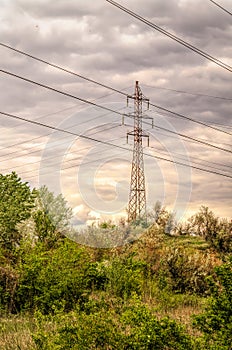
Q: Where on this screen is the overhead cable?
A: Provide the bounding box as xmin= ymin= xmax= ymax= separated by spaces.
xmin=0 ymin=43 xmax=231 ymax=135
xmin=209 ymin=0 xmax=232 ymax=16
xmin=1 ymin=68 xmax=231 ymax=154
xmin=0 ymin=110 xmax=232 ymax=179
xmin=142 ymin=83 xmax=232 ymax=101
xmin=105 ymin=0 xmax=232 ymax=73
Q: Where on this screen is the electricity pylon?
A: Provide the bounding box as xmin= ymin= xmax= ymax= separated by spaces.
xmin=127 ymin=81 xmax=150 ymax=223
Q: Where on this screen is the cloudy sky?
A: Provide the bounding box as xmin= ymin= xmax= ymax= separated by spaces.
xmin=0 ymin=0 xmax=231 ymax=227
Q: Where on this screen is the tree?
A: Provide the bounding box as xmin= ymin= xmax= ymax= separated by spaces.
xmin=188 ymin=206 xmax=232 ymax=253
xmin=0 ymin=172 xmax=35 ymax=249
xmin=33 ymin=185 xmax=73 ymax=246
xmin=189 ymin=206 xmax=218 ymax=238
xmin=148 ymin=201 xmax=176 ymax=234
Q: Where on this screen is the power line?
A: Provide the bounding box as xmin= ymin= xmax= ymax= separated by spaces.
xmin=0 ymin=42 xmax=123 ymax=96
xmin=1 ymin=125 xmax=124 ymax=174
xmin=2 ymin=104 xmax=230 ymax=179
xmin=149 ymin=146 xmax=232 ymax=173
xmin=148 ymin=104 xmax=232 ymax=136
xmin=1 ymin=80 xmax=126 ymax=136
xmin=1 ymin=121 xmax=126 ymax=170
xmin=0 ymin=106 xmax=126 ymax=161
xmin=13 ymin=137 xmax=232 ymax=181
xmin=154 ymin=126 xmax=231 ymax=153
xmin=142 ymin=83 xmax=232 ymax=101
xmin=0 ymin=68 xmax=124 ymax=117
xmin=0 ymin=102 xmax=127 ymax=165
xmin=144 ymin=150 xmax=231 ymax=179
xmin=2 ymin=105 xmax=230 ymax=171
xmin=1 ymin=43 xmax=230 ymax=136
xmin=105 ymin=0 xmax=232 ymax=73
xmin=0 ymin=110 xmax=232 ymax=180
xmin=21 ymin=149 xmax=127 ymax=180
xmin=209 ymin=0 xmax=232 ymax=16
xmin=1 ymin=68 xmax=231 ymax=154
xmin=135 ymin=120 xmax=232 ymax=154
xmin=0 ymin=132 xmax=51 ymax=153
xmin=3 ymin=120 xmax=231 ymax=176
xmin=12 ymin=128 xmax=136 ymax=178
xmin=148 ymin=109 xmax=232 ymax=148
xmin=210 ymin=122 xmax=232 ymax=129
xmin=152 ymin=126 xmax=228 ymax=149
xmin=149 ymin=128 xmax=232 ymax=169
xmin=3 ymin=110 xmax=229 ymax=169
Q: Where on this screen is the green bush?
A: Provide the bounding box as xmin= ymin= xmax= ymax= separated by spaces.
xmin=120 ymin=298 xmax=194 ymax=349
xmin=32 ymin=298 xmax=194 ymax=350
xmin=106 ymin=254 xmax=147 ymax=298
xmin=16 ymin=240 xmax=94 ymax=313
xmin=193 ymin=257 xmax=232 ymax=349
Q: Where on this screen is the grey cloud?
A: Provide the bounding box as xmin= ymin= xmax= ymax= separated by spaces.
xmin=13 ymin=0 xmax=102 ymax=18
xmin=173 ymin=0 xmax=232 ymax=36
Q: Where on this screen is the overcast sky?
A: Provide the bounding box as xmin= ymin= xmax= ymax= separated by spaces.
xmin=0 ymin=0 xmax=231 ymax=229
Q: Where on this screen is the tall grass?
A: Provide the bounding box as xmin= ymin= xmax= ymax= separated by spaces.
xmin=0 ymin=316 xmax=35 ymax=350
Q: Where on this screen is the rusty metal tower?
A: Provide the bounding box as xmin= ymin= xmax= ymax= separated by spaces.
xmin=127 ymin=81 xmax=149 ymax=223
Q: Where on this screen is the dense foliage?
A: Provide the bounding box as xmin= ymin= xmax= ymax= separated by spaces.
xmin=32 ymin=299 xmax=194 ymax=350
xmin=193 ymin=257 xmax=232 ymax=349
xmin=0 ymin=172 xmax=231 ymax=349
xmin=0 ymin=172 xmax=36 ymax=250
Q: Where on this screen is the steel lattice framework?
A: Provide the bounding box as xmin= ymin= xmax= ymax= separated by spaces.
xmin=127 ymin=81 xmax=149 ymax=223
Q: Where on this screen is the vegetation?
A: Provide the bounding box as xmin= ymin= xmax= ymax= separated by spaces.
xmin=0 ymin=172 xmax=231 ymax=349
xmin=177 ymin=205 xmax=232 ymax=253
xmin=193 ymin=257 xmax=232 ymax=349
xmin=0 ymin=172 xmax=36 ymax=250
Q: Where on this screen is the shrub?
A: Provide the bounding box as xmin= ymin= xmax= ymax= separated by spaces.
xmin=120 ymin=298 xmax=194 ymax=349
xmin=193 ymin=257 xmax=232 ymax=349
xmin=32 ymin=298 xmax=194 ymax=350
xmin=106 ymin=254 xmax=147 ymax=298
xmin=16 ymin=240 xmax=93 ymax=313
xmin=160 ymin=247 xmax=216 ymax=294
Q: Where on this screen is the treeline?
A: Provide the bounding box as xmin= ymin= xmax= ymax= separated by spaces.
xmin=0 ymin=172 xmax=231 ymax=349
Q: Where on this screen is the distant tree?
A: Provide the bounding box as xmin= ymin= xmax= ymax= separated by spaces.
xmin=0 ymin=172 xmax=35 ymax=249
xmin=189 ymin=206 xmax=218 ymax=238
xmin=188 ymin=206 xmax=231 ymax=253
xmin=148 ymin=201 xmax=175 ymax=234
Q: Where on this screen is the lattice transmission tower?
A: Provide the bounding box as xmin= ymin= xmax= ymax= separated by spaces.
xmin=127 ymin=81 xmax=150 ymax=223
